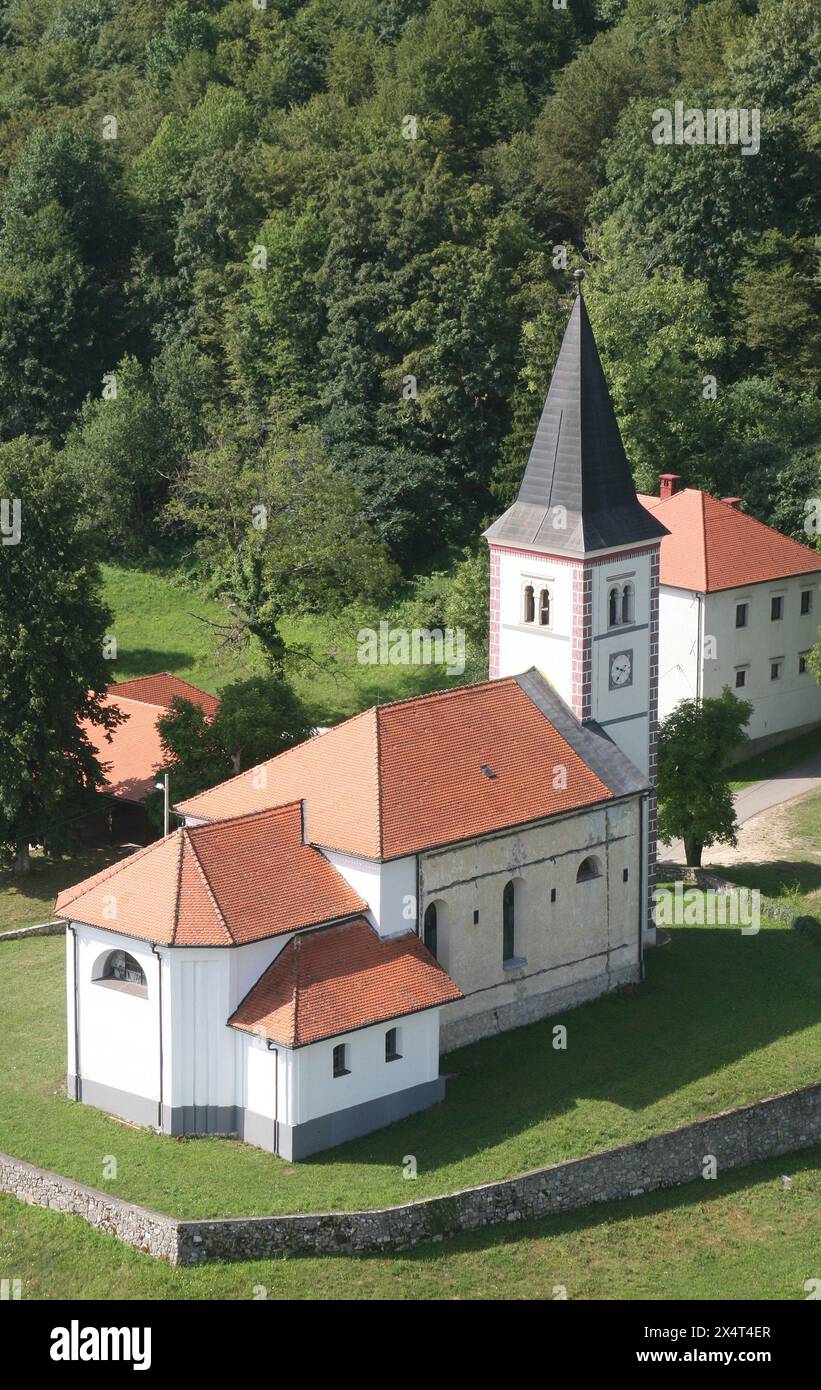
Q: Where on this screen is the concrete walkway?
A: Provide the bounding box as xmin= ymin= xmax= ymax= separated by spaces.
xmin=661 ymin=749 xmax=821 ymax=867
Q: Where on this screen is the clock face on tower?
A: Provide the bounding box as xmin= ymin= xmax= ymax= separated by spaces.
xmin=609 ymin=649 xmax=633 ymax=690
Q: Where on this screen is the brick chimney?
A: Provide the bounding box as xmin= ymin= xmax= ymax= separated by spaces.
xmin=659 ymin=473 xmax=683 ymax=499
xmin=721 ymin=497 xmax=742 ymax=509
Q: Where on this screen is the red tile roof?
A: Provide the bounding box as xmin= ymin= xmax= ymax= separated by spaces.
xmin=176 ymin=677 xmax=614 ymax=858
xmin=81 ymin=675 xmax=218 ymax=803
xmin=228 ymin=916 xmax=463 ymax=1046
xmin=110 ymin=674 xmax=219 ymax=717
xmin=53 ymin=802 xmax=366 ymax=945
xmin=638 ymin=489 xmax=821 ymax=593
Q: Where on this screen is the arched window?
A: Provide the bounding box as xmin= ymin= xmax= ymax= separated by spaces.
xmin=523 ymin=584 xmax=535 ymax=624
xmin=576 ymin=856 xmax=602 ymax=883
xmin=423 ymin=903 xmax=438 ymax=959
xmin=96 ymin=949 xmax=147 ymax=996
xmin=502 ymin=880 xmax=515 ymax=962
xmin=539 ymin=588 xmax=551 ymax=626
xmin=608 ymin=586 xmax=619 ymax=627
xmin=621 ymin=583 xmax=633 ymax=625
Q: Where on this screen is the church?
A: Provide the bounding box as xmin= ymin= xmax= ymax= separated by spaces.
xmin=55 ymin=280 xmax=668 ymax=1160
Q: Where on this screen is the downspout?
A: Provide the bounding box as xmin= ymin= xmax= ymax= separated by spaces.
xmin=696 ymin=592 xmax=703 ymax=704
xmin=67 ymin=925 xmax=80 ymax=1100
xmin=151 ymin=944 xmax=164 ymax=1131
xmin=638 ymin=793 xmax=647 ymax=980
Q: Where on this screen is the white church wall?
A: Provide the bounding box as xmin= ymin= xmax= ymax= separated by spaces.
xmin=419 ymin=799 xmax=641 ymax=1047
xmin=588 ymin=550 xmax=653 ymax=777
xmin=71 ymin=925 xmax=161 ymax=1107
xmin=496 ymin=547 xmax=575 ymax=695
xmin=321 ymin=848 xmax=417 ymax=937
xmin=656 ymin=586 xmax=701 ymax=722
xmin=290 ymin=1010 xmax=440 ymax=1125
xmin=169 ymin=949 xmax=234 ymax=1111
xmin=702 ymin=576 xmax=821 ymax=745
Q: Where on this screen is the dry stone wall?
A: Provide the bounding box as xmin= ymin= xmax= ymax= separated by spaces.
xmin=1 ymin=1084 xmax=818 ymax=1265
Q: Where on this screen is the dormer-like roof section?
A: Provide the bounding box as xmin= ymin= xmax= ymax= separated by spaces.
xmin=485 ymin=292 xmax=667 ymax=556
xmin=53 ymin=802 xmax=366 ymax=946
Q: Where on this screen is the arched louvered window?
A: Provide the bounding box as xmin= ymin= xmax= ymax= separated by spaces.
xmin=423 ymin=903 xmax=438 ymax=959
xmin=95 ymin=949 xmax=147 ymax=996
xmin=608 ymin=587 xmax=619 ymax=627
xmin=621 ymin=583 xmax=633 ymax=625
xmin=523 ymin=584 xmax=535 ymax=624
xmin=539 ymin=588 xmax=551 ymax=626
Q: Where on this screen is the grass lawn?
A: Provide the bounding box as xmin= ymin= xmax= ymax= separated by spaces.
xmin=102 ymin=562 xmax=466 ymax=724
xmin=729 ymin=726 xmax=821 ymax=792
xmin=0 ymin=909 xmax=819 ymax=1220
xmin=712 ymin=789 xmax=821 ymax=918
xmin=0 ymin=1147 xmax=817 ymax=1300
xmin=0 ymin=848 xmax=129 ymax=933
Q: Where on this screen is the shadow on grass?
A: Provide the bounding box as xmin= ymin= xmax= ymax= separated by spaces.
xmin=711 ymin=860 xmax=821 ymax=900
xmin=303 ymin=925 xmax=821 ymax=1175
xmin=110 ymin=648 xmax=197 ymax=680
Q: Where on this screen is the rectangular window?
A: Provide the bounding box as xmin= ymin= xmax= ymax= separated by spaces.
xmin=770 ymin=661 xmax=782 ymax=681
xmin=473 ymin=909 xmax=479 ymax=925
xmin=332 ymin=1043 xmax=349 ymax=1078
xmin=770 ymin=595 xmax=784 ymax=620
xmin=735 ymin=668 xmax=747 ymax=688
xmin=385 ymin=1028 xmax=401 ymax=1062
xmin=801 ymin=590 xmax=813 ymax=615
xmin=799 ymin=653 xmax=809 ymax=675
xmin=623 ymin=867 xmax=629 ymax=882
xmin=550 ymin=887 xmax=557 ymax=904
xmin=735 ymin=602 xmax=749 ymax=628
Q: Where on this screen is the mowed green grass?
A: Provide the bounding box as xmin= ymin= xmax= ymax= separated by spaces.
xmin=0 ymin=1148 xmax=817 ymax=1300
xmin=102 ymin=562 xmax=461 ymax=723
xmin=728 ymin=727 xmax=821 ymax=792
xmin=0 ymin=848 xmax=130 ymax=933
xmin=0 ymin=913 xmax=819 ymax=1220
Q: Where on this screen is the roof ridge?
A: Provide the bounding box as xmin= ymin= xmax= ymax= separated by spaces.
xmin=372 ymin=672 xmax=513 ymax=717
xmin=704 ymin=490 xmax=821 ymax=557
xmin=373 ymin=706 xmax=384 ymax=859
xmin=698 ymin=490 xmax=709 ymax=592
xmin=170 ymin=832 xmax=185 ymax=946
xmin=184 ymin=830 xmax=234 ymax=944
xmin=186 ymin=799 xmax=305 ymax=835
xmin=291 ymin=934 xmax=301 ymax=1047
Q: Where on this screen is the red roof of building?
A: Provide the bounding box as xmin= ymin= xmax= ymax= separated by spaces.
xmin=81 ymin=674 xmax=218 ymax=802
xmin=638 ymin=489 xmax=821 ymax=593
xmin=228 ymin=916 xmax=463 ymax=1046
xmin=176 ymin=676 xmax=614 ymax=859
xmin=53 ymin=802 xmax=366 ymax=946
xmin=110 ymin=674 xmax=219 ymax=717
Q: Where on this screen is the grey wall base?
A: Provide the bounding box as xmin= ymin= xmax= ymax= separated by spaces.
xmin=276 ymin=1077 xmax=446 ymax=1161
xmin=727 ymin=717 xmax=821 ymax=761
xmin=68 ymin=1074 xmax=446 ymax=1161
xmin=440 ymin=961 xmax=641 ymax=1052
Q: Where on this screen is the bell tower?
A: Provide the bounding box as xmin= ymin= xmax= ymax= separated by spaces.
xmin=484 ymin=272 xmax=668 ymax=939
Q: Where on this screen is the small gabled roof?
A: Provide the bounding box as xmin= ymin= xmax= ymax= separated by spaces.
xmin=485 ymin=291 xmax=668 ymax=556
xmin=176 ymin=672 xmax=641 ymax=860
xmin=228 ymin=916 xmax=463 ymax=1048
xmin=638 ymin=489 xmax=821 ymax=592
xmin=53 ymin=802 xmax=366 ymax=946
xmin=81 ymin=674 xmax=219 ymax=803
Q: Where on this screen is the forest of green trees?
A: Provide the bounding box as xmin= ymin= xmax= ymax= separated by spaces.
xmin=0 ymin=0 xmax=820 ymax=858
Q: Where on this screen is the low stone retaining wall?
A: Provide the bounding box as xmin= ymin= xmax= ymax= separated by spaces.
xmin=0 ymin=921 xmax=64 ymax=941
xmin=0 ymin=1153 xmax=178 ymax=1261
xmin=657 ymin=864 xmax=821 ymax=940
xmin=2 ymin=1084 xmax=819 ymax=1265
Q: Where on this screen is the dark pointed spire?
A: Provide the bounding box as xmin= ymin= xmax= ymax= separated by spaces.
xmin=485 ymin=285 xmax=668 ymax=556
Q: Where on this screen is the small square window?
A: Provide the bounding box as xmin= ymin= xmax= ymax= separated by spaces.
xmin=801 ymin=590 xmax=813 ymax=615
xmin=770 ymin=661 xmax=782 ymax=681
xmin=735 ymin=668 xmax=747 ymax=688
xmin=473 ymin=909 xmax=479 ymax=925
xmin=799 ymin=653 xmax=809 ymax=675
xmin=385 ymin=1028 xmax=401 ymax=1062
xmin=623 ymin=867 xmax=629 ymax=882
xmin=735 ymin=603 xmax=748 ymax=628
xmin=770 ymin=595 xmax=783 ymax=620
xmin=332 ymin=1043 xmax=349 ymax=1078
xmin=550 ymin=888 xmax=557 ymax=903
